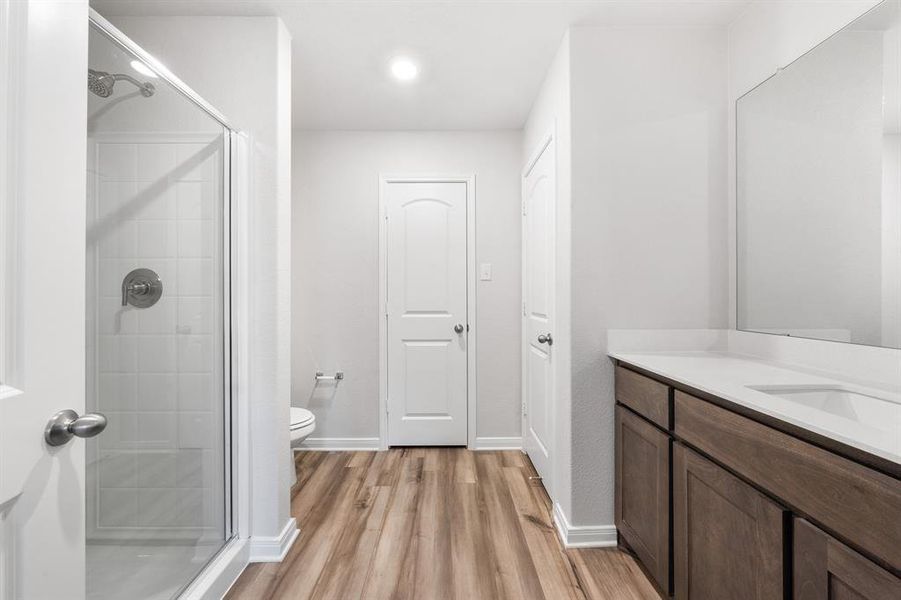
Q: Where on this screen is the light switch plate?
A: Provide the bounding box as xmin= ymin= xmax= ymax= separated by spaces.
xmin=479 ymin=263 xmax=492 ymax=281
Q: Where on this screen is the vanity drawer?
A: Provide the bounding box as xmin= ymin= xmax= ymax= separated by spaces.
xmin=674 ymin=390 xmax=901 ymax=572
xmin=615 ymin=366 xmax=670 ymax=429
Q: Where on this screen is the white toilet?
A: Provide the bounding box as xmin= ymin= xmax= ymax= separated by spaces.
xmin=290 ymin=406 xmax=316 ymax=446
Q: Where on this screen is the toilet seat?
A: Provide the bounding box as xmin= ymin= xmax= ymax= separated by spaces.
xmin=290 ymin=407 xmax=315 ymax=430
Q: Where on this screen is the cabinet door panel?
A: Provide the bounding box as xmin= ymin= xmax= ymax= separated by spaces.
xmin=794 ymin=518 xmax=901 ymax=600
xmin=673 ymin=442 xmax=785 ymax=600
xmin=616 ymin=406 xmax=670 ymax=593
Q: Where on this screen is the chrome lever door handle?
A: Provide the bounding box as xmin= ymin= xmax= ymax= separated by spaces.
xmin=537 ymin=333 xmax=553 ymax=346
xmin=454 ymin=323 xmax=465 ymax=334
xmin=45 ymin=410 xmax=108 ymax=447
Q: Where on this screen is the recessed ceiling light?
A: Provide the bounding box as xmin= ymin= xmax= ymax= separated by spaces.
xmin=130 ymin=60 xmax=158 ymax=78
xmin=389 ymin=57 xmax=419 ymax=82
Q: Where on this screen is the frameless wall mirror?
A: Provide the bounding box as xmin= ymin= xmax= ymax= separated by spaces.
xmin=737 ymin=0 xmax=901 ymax=349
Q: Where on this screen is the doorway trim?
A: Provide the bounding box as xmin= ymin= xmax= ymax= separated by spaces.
xmin=378 ymin=174 xmax=477 ymax=450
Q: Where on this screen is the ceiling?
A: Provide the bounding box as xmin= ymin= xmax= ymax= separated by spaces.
xmin=91 ymin=1 xmax=753 ymax=130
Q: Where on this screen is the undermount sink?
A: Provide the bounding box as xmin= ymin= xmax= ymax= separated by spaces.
xmin=746 ymin=384 xmax=901 ymax=430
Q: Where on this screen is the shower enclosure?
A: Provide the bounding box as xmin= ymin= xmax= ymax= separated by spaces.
xmin=86 ymin=14 xmax=234 ymax=600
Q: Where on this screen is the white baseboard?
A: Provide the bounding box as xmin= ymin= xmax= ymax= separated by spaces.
xmin=182 ymin=537 xmax=249 ymax=600
xmin=249 ymin=518 xmax=299 ymax=563
xmin=298 ymin=437 xmax=381 ymax=451
xmin=472 ymin=436 xmax=522 ymax=450
xmin=552 ymin=503 xmax=617 ymax=548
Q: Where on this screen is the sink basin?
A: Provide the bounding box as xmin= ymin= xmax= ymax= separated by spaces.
xmin=747 ymin=384 xmax=901 ymax=430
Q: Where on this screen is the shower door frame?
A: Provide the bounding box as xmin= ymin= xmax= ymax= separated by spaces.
xmin=88 ymin=10 xmax=252 ymax=598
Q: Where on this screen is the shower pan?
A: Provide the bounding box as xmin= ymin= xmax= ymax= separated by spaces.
xmin=85 ymin=14 xmax=235 ymax=600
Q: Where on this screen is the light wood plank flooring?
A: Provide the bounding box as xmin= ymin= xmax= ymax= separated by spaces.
xmin=226 ymin=448 xmax=658 ymax=600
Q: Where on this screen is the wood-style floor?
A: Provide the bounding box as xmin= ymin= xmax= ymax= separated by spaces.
xmin=226 ymin=448 xmax=658 ymax=600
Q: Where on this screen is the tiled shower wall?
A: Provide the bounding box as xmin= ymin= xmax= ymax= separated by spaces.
xmin=86 ymin=133 xmax=225 ymax=540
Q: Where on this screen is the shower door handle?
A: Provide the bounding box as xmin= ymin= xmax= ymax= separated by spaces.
xmin=44 ymin=410 xmax=108 ymax=446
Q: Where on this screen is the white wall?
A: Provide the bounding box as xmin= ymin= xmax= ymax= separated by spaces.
xmin=108 ymin=16 xmax=294 ymax=544
xmin=568 ymin=27 xmax=729 ymax=527
xmin=292 ymin=130 xmax=523 ymax=446
xmin=522 ymin=32 xmax=573 ymax=523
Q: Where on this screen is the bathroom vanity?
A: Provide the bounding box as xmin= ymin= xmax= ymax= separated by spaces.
xmin=611 ymin=354 xmax=901 ymax=599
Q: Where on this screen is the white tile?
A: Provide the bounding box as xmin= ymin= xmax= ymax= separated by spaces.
xmin=97 ymin=144 xmax=136 ymax=180
xmin=98 ymin=181 xmax=138 ymax=219
xmin=175 ymin=449 xmax=203 ymax=488
xmin=135 ymin=183 xmax=177 ymax=220
xmin=178 ymin=413 xmax=212 ymax=449
xmin=98 ymin=335 xmax=138 ymax=373
xmin=175 ymin=488 xmax=205 ymax=527
xmin=98 ymin=373 xmax=137 ymax=411
xmin=177 ymin=335 xmax=212 ymax=372
xmin=178 ymin=374 xmax=213 ymax=411
xmin=176 ymin=142 xmax=218 ymax=181
xmin=100 ymin=413 xmax=138 ymax=449
xmin=136 ymin=451 xmax=177 ymax=488
xmin=99 ymin=488 xmax=138 ymax=527
xmin=98 ymin=219 xmax=137 ymax=259
xmin=176 ymin=181 xmax=210 ymax=219
xmin=177 ymin=220 xmax=215 ymax=258
xmin=98 ymin=451 xmax=137 ymax=488
xmin=137 ymin=143 xmax=177 ymax=182
xmin=138 ymin=336 xmax=177 ymax=372
xmin=176 ymin=259 xmax=213 ymax=296
xmin=98 ymin=298 xmax=138 ymax=335
xmin=137 ymin=300 xmax=177 ymax=335
xmin=137 ymin=220 xmax=177 ymax=258
xmin=136 ymin=373 xmax=177 ymax=411
xmin=135 ymin=412 xmax=177 ymax=446
xmin=138 ymin=488 xmax=178 ymax=527
xmin=177 ymin=297 xmax=214 ymax=335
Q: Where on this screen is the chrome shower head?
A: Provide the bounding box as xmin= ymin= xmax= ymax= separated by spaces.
xmin=88 ymin=68 xmax=155 ymax=98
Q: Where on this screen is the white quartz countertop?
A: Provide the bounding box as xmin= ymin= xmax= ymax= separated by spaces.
xmin=608 ymin=351 xmax=901 ymax=466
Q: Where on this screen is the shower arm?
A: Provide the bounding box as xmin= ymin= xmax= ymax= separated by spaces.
xmin=111 ymin=72 xmax=151 ymax=89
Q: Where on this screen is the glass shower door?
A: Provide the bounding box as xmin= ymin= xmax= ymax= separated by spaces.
xmin=86 ymin=19 xmax=231 ymax=600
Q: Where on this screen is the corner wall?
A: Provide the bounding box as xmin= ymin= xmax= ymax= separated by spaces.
xmin=567 ymin=26 xmax=729 ymax=526
xmin=108 ymin=15 xmax=294 ymax=545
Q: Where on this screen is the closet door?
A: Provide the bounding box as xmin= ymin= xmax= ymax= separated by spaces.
xmin=673 ymin=443 xmax=785 ymax=599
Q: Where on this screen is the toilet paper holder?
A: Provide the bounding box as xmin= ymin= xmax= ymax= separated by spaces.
xmin=315 ymin=371 xmax=344 ymax=381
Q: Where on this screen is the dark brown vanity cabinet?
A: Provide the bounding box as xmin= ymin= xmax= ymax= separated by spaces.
xmin=673 ymin=442 xmax=786 ymax=600
xmin=794 ymin=518 xmax=901 ymax=600
xmin=613 ymin=364 xmax=901 ymax=600
xmin=615 ymin=405 xmax=670 ymax=594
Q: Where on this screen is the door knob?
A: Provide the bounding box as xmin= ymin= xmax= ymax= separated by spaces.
xmin=454 ymin=323 xmax=465 ymax=334
xmin=537 ymin=333 xmax=553 ymax=346
xmin=45 ymin=410 xmax=108 ymax=447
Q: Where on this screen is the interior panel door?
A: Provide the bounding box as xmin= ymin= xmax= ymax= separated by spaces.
xmin=0 ymin=1 xmax=89 ymax=597
xmin=386 ymin=180 xmax=468 ymax=445
xmin=522 ymin=137 xmax=555 ymax=485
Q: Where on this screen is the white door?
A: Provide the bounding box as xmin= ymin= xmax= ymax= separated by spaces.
xmin=522 ymin=137 xmax=555 ymax=485
xmin=385 ymin=180 xmax=468 ymax=446
xmin=0 ymin=1 xmax=90 ymax=598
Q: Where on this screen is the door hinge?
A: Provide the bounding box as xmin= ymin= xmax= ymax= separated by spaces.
xmin=522 ymin=301 xmax=527 ymax=317
xmin=522 ymin=400 xmax=527 ymax=416
xmin=522 ymin=200 xmax=527 ymax=216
